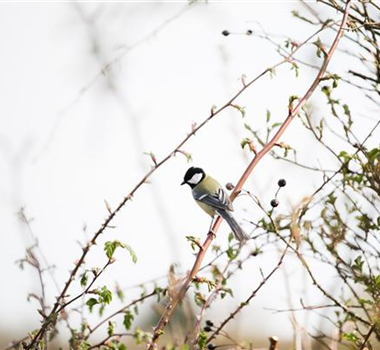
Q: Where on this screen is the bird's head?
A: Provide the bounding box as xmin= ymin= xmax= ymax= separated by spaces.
xmin=181 ymin=167 xmax=205 ymax=188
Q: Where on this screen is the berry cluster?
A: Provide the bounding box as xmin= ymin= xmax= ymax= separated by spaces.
xmin=203 ymin=320 xmax=216 ymax=349
xmin=270 ymin=179 xmax=286 ymax=208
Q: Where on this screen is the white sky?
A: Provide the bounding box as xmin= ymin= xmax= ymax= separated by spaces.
xmin=0 ymin=1 xmax=378 ymax=348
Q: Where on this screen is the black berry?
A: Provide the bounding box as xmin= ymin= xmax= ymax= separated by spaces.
xmin=246 ymin=29 xmax=253 ymax=35
xmin=208 ymin=344 xmax=217 ymax=350
xmin=278 ymin=179 xmax=287 ymax=187
xmin=204 ymin=326 xmax=212 ymax=332
xmin=270 ymin=199 xmax=279 ymax=208
xmin=206 ymin=320 xmax=214 ymax=327
xmin=222 ymin=30 xmax=230 ymax=36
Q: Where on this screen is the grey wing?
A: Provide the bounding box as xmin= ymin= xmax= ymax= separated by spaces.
xmin=194 ymin=188 xmax=234 ymax=211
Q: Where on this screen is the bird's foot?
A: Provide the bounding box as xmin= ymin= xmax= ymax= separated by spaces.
xmin=208 ymin=229 xmax=216 ymax=239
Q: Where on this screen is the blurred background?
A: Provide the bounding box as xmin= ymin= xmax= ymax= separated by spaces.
xmin=0 ymin=1 xmax=378 ymax=349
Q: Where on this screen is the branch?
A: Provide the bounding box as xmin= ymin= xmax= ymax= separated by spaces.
xmin=148 ymin=2 xmax=352 ymax=348
xmin=57 ymin=259 xmax=113 ymax=313
xmin=85 ymin=289 xmax=160 ymax=339
xmin=268 ymin=336 xmax=279 ymax=350
xmin=23 ymin=14 xmax=329 ymax=350
xmin=22 ymin=4 xmax=352 ymax=349
xmin=88 ymin=333 xmax=134 ymax=350
xmin=25 ymin=51 xmax=273 ymax=350
xmin=359 ymin=323 xmax=376 ymax=350
xmin=206 ymin=246 xmax=288 ymax=344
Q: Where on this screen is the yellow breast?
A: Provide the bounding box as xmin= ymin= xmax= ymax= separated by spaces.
xmin=195 ymin=199 xmax=216 ymax=217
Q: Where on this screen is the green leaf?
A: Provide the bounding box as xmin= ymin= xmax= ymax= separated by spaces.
xmin=77 ymin=341 xmax=90 ymax=350
xmin=104 ymin=241 xmax=117 ymax=260
xmin=80 ymin=272 xmax=88 ymax=288
xmin=367 ymin=148 xmax=380 ymax=162
xmin=231 ymin=104 xmax=246 ymax=118
xmin=86 ymin=298 xmax=98 ymax=313
xmin=177 ymin=150 xmax=193 ymax=163
xmin=343 ymin=104 xmax=351 ymax=116
xmin=206 ymin=280 xmax=216 ymax=292
xmin=266 ymin=110 xmax=271 ymax=122
xmin=123 ymin=243 xmax=138 ymax=264
xmin=154 ymin=286 xmax=164 ymax=302
xmin=352 ymin=256 xmax=364 ymax=272
xmin=313 ymin=37 xmax=325 ymax=58
xmin=133 ymin=328 xmax=153 ymax=345
xmin=194 ymin=292 xmax=206 ymax=306
xmin=271 ymin=122 xmax=281 ymax=129
xmin=104 ymin=240 xmax=137 ymax=263
xmin=332 ymin=75 xmax=339 ymax=88
xmin=268 ymin=67 xmax=276 ymax=78
xmin=226 ymin=247 xmax=237 ymax=260
xmin=133 ymin=305 xmax=139 ymax=315
xmin=212 ymin=245 xmax=221 ymax=253
xmin=375 ymin=275 xmax=380 ymax=286
xmin=288 ymin=95 xmax=299 ymax=105
xmin=123 ymin=310 xmax=134 ymax=330
xmin=321 ymin=85 xmax=331 ymax=97
xmin=291 ymin=62 xmax=299 ymax=77
xmin=197 ymin=330 xmax=207 ymax=350
xmin=240 ymin=137 xmax=252 ymax=150
xmin=108 ymin=321 xmax=115 ymax=337
xmin=343 ymin=332 xmax=359 ymax=343
xmin=99 ymin=286 xmax=113 ymax=305
xmin=186 ymin=235 xmax=201 ymax=251
xmin=99 ymin=304 xmax=105 ymax=317
xmin=358 ymin=298 xmax=373 ymax=306
xmin=116 ymin=284 xmax=124 ymax=302
xmin=221 ymin=287 xmax=234 ymax=299
xmin=81 ymin=322 xmax=89 ymax=334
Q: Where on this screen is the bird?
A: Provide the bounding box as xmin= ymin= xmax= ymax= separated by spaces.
xmin=181 ymin=167 xmax=249 ymax=242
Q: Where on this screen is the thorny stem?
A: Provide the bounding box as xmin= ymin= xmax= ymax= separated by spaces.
xmin=56 ymin=259 xmax=113 ymax=313
xmin=2 ymin=337 xmax=29 ymax=350
xmin=85 ymin=289 xmax=160 ymax=339
xmin=187 ymin=247 xmax=247 ymax=347
xmin=88 ymin=333 xmax=134 ymax=350
xmin=206 ymin=246 xmax=289 ymax=344
xmin=148 ymin=2 xmax=352 ymax=348
xmin=274 ymin=230 xmax=371 ymax=326
xmin=359 ymin=323 xmax=376 ymax=350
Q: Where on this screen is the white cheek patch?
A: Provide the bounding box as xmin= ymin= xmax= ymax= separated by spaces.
xmin=188 ymin=173 xmax=203 ymax=185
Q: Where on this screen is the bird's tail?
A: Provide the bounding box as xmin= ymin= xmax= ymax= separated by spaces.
xmin=217 ymin=209 xmax=250 ymax=242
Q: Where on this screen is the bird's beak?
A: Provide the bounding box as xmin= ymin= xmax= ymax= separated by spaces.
xmin=181 ymin=181 xmax=186 ymax=186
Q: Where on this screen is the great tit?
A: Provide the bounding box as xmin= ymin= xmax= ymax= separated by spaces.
xmin=181 ymin=167 xmax=249 ymax=242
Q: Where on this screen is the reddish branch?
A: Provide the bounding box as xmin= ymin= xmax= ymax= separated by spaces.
xmin=148 ymin=1 xmax=352 ymax=348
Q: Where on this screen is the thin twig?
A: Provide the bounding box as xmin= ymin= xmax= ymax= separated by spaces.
xmin=359 ymin=323 xmax=376 ymax=350
xmin=86 ymin=289 xmax=159 ymax=339
xmin=206 ymin=244 xmax=289 ymax=344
